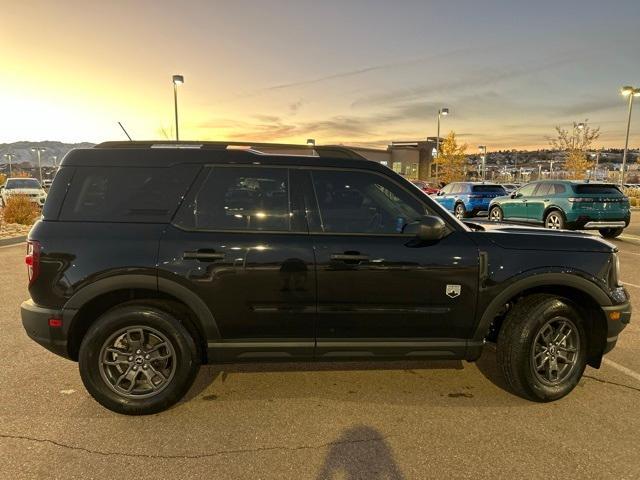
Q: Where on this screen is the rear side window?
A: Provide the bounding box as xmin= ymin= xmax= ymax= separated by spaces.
xmin=472 ymin=185 xmax=506 ymax=194
xmin=573 ymin=184 xmax=622 ymax=195
xmin=60 ymin=166 xmax=199 ymax=222
xmin=535 ymin=183 xmax=552 ymax=197
xmin=42 ymin=166 xmax=75 ymax=220
xmin=175 ymin=166 xmax=291 ymax=231
xmin=552 ymin=183 xmax=566 ymax=194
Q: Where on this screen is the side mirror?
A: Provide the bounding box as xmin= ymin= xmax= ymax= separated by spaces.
xmin=436 ymin=190 xmax=444 ymax=196
xmin=510 ymin=191 xmax=518 ymax=198
xmin=404 ymin=215 xmax=447 ymax=242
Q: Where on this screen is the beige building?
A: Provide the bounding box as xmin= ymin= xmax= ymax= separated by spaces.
xmin=347 ymin=139 xmax=438 ymax=181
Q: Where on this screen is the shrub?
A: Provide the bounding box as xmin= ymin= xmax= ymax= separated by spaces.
xmin=3 ymin=195 xmax=40 ymax=225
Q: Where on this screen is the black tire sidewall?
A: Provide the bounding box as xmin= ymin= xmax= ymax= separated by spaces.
xmin=599 ymin=227 xmax=623 ymax=239
xmin=509 ymin=298 xmax=587 ymax=401
xmin=79 ymin=304 xmax=199 ymax=415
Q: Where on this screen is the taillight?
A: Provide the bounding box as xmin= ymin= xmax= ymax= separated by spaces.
xmin=25 ymin=240 xmax=41 ymax=285
xmin=568 ymin=197 xmax=594 ymax=203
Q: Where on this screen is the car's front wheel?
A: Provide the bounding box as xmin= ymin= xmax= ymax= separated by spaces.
xmin=489 ymin=206 xmax=503 ymax=222
xmin=79 ymin=302 xmax=200 ymax=415
xmin=496 ymin=294 xmax=587 ymax=402
xmin=599 ymin=227 xmax=624 ymax=239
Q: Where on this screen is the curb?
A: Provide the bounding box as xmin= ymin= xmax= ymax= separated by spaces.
xmin=0 ymin=235 xmax=27 ymax=248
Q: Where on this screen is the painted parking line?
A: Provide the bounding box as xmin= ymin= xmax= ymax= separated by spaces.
xmin=621 ymin=281 xmax=640 ymax=289
xmin=0 ymin=242 xmax=25 ymax=250
xmin=603 ymin=358 xmax=640 ymax=384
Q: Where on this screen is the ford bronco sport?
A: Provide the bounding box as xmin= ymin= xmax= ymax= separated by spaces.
xmin=21 ymin=142 xmax=632 ymax=415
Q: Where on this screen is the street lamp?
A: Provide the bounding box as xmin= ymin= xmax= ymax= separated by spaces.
xmin=434 ymin=107 xmax=449 ymax=182
xmin=478 ymin=145 xmax=487 ymax=180
xmin=30 ymin=147 xmax=46 ymax=183
xmin=620 ymin=85 xmax=640 ymax=186
xmin=172 ymin=74 xmax=184 ymax=141
xmin=4 ymin=153 xmax=16 ymax=176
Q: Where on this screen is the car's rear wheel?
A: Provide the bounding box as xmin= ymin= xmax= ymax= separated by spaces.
xmin=496 ymin=294 xmax=587 ymax=402
xmin=454 ymin=203 xmax=467 ymax=219
xmin=544 ymin=210 xmax=565 ymax=230
xmin=489 ymin=206 xmax=503 ymax=222
xmin=79 ymin=302 xmax=200 ymax=415
xmin=599 ymin=227 xmax=624 ymax=239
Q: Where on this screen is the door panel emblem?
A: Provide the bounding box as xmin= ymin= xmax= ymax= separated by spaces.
xmin=446 ymin=284 xmax=461 ymax=298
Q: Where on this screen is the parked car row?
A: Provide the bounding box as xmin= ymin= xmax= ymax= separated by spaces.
xmin=429 ymin=180 xmax=630 ymax=239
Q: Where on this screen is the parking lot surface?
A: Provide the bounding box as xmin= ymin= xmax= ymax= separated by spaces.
xmin=1 ymin=213 xmax=639 ymax=479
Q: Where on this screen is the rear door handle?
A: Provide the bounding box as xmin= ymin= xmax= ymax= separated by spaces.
xmin=183 ymin=249 xmax=226 ymax=261
xmin=330 ymin=254 xmax=369 ymax=263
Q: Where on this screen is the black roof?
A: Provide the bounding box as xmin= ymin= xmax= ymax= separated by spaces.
xmin=60 ymin=141 xmax=385 ymax=172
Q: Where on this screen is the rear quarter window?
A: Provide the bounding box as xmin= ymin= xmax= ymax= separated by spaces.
xmin=59 ymin=165 xmax=199 ymax=222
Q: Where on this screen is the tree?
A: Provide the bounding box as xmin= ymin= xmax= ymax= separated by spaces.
xmin=435 ymin=131 xmax=467 ymax=184
xmin=549 ymin=120 xmax=600 ymax=179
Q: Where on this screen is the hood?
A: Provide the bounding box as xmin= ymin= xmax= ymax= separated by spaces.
xmin=470 ymin=222 xmax=616 ymax=253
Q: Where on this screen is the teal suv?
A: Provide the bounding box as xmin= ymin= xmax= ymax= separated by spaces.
xmin=488 ymin=181 xmax=631 ymax=239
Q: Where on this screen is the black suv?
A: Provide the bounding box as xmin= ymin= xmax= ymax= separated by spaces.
xmin=21 ymin=142 xmax=632 ymax=415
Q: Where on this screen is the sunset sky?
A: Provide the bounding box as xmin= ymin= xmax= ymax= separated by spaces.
xmin=1 ymin=0 xmax=639 ymax=150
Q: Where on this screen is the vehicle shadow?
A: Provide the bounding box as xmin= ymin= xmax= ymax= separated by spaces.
xmin=181 ymin=356 xmax=527 ymax=408
xmin=315 ymin=425 xmax=404 ymax=480
xmin=183 ymin=359 xmax=464 ymax=403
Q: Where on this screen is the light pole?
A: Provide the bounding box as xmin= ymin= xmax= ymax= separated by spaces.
xmin=172 ymin=74 xmax=184 ymax=141
xmin=621 ymin=86 xmax=640 ymax=186
xmin=30 ymin=147 xmax=46 ymax=183
xmin=434 ymin=107 xmax=449 ymax=182
xmin=4 ymin=153 xmax=16 ymax=176
xmin=478 ymin=145 xmax=487 ymax=180
xmin=549 ymin=160 xmax=555 ymax=179
xmin=51 ymin=155 xmax=58 ymax=169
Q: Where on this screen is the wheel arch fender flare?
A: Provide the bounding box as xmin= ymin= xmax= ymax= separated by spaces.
xmin=63 ymin=274 xmax=220 ymax=341
xmin=473 ymin=271 xmax=611 ymax=342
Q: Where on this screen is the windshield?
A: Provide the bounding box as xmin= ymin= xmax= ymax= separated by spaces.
xmin=6 ymin=179 xmax=41 ymax=189
xmin=472 ymin=185 xmax=506 ymax=193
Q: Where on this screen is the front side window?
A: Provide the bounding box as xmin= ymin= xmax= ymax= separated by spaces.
xmin=310 ymin=169 xmax=428 ymax=234
xmin=176 ymin=166 xmax=291 ymax=231
xmin=517 ymin=183 xmax=538 ymax=197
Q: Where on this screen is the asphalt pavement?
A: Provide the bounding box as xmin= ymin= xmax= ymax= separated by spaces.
xmin=1 ymin=214 xmax=639 ymax=479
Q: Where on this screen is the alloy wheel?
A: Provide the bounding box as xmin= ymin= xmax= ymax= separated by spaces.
xmin=490 ymin=208 xmax=502 ymax=222
xmin=455 ymin=205 xmax=465 ymax=219
xmin=545 ymin=213 xmax=562 ymax=229
xmin=530 ymin=317 xmax=579 ymax=385
xmin=99 ymin=326 xmax=177 ymax=399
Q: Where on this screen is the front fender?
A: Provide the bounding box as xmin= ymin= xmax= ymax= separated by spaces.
xmin=472 ymin=269 xmax=612 ymax=342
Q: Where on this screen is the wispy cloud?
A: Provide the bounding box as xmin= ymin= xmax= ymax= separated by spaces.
xmin=259 ymin=46 xmax=484 ymax=93
xmin=351 ymin=52 xmax=584 ymax=109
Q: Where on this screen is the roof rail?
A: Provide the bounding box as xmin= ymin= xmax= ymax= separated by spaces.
xmin=94 ymin=140 xmax=368 ymax=160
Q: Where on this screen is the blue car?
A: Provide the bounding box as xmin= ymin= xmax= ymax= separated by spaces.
xmin=435 ymin=182 xmax=507 ymax=219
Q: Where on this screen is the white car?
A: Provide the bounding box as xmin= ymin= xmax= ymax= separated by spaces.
xmin=1 ymin=178 xmax=47 ymax=207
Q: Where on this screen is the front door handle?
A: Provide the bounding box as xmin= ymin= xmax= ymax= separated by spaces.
xmin=330 ymin=253 xmax=369 ymax=263
xmin=183 ymin=249 xmax=226 ymax=261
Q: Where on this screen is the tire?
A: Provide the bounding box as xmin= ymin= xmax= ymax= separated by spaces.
xmin=489 ymin=206 xmax=503 ymax=222
xmin=79 ymin=302 xmax=200 ymax=415
xmin=496 ymin=294 xmax=587 ymax=402
xmin=544 ymin=210 xmax=565 ymax=230
xmin=599 ymin=227 xmax=624 ymax=239
xmin=454 ymin=203 xmax=467 ymax=220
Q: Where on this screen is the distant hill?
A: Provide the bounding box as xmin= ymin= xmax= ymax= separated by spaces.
xmin=0 ymin=141 xmax=96 ymax=167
